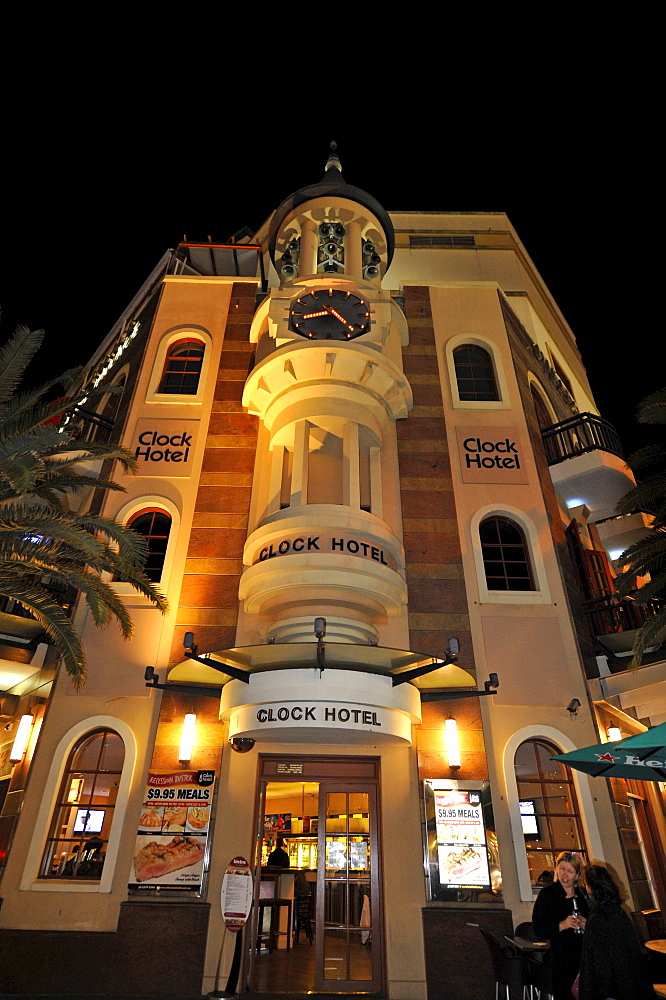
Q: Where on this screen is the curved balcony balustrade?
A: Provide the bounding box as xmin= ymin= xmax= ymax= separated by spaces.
xmin=541 ymin=413 xmax=624 ymax=467
xmin=544 ymin=414 xmax=632 ymax=521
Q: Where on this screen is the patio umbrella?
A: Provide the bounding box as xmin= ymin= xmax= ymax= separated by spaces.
xmin=551 ymin=722 xmax=666 ymax=780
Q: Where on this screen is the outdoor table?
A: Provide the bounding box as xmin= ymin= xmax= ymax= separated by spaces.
xmin=507 ymin=935 xmax=550 ymax=952
xmin=646 ymin=940 xmax=666 ymax=954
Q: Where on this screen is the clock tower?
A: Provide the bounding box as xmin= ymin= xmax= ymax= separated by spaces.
xmin=237 ymin=145 xmax=413 ymax=650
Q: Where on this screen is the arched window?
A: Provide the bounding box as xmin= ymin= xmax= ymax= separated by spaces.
xmin=514 ymin=737 xmax=587 ymax=886
xmin=531 ymin=385 xmax=553 ymax=431
xmin=453 ymin=344 xmax=499 ymax=401
xmin=479 ymin=516 xmax=535 ymax=591
xmin=128 ymin=509 xmax=172 ymax=582
xmin=91 ymin=374 xmax=127 ymax=443
xmin=39 ymin=728 xmax=124 ymax=880
xmin=158 ymin=340 xmax=204 ymax=395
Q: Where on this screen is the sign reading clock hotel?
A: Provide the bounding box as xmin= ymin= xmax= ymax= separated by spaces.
xmin=455 ymin=426 xmax=529 ymax=484
xmin=132 ymin=419 xmax=198 ymax=476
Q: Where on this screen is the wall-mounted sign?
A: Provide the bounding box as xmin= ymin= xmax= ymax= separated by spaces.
xmin=455 ymin=426 xmax=529 ymax=484
xmin=128 ymin=769 xmax=215 ymax=892
xmin=222 ymin=668 xmax=420 ymax=746
xmin=221 ymin=856 xmax=253 ymax=932
xmin=252 ymin=532 xmax=395 ymax=570
xmin=434 ymin=788 xmax=491 ymax=890
xmin=131 ymin=418 xmax=199 ymax=476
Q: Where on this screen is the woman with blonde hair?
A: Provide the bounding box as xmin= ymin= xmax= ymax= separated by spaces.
xmin=532 ymin=851 xmax=590 ymax=1000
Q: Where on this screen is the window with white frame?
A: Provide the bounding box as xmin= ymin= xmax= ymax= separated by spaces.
xmin=39 ymin=728 xmax=124 ymax=881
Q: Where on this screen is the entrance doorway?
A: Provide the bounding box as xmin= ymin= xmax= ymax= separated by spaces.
xmin=249 ymin=756 xmax=383 ymax=995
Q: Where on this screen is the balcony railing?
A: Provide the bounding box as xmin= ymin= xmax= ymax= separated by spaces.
xmin=67 ymin=406 xmax=116 ymax=444
xmin=582 ymin=593 xmax=662 ymax=639
xmin=541 ymin=413 xmax=624 ymax=467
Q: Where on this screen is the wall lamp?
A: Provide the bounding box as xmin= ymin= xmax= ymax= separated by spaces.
xmin=567 ymin=698 xmax=581 ymax=719
xmin=445 ymin=717 xmax=461 ymax=770
xmin=179 ymin=713 xmax=197 ymax=763
xmin=607 ymin=726 xmax=622 ymax=742
xmin=9 ymin=714 xmax=34 ymax=763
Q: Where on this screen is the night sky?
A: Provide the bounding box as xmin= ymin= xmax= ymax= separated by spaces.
xmin=2 ymin=15 xmax=658 ymax=458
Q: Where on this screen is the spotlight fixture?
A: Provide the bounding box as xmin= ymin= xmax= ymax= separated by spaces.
xmin=484 ymin=673 xmax=499 ymax=693
xmin=566 ymin=698 xmax=581 ymax=719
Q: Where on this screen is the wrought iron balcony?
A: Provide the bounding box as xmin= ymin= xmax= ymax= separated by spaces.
xmin=67 ymin=406 xmax=115 ymax=444
xmin=541 ymin=413 xmax=624 ymax=467
xmin=582 ymin=593 xmax=663 ymax=651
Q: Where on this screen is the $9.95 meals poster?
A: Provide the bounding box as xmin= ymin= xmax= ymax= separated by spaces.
xmin=128 ymin=769 xmax=215 ymax=891
xmin=435 ymin=788 xmax=490 ymax=890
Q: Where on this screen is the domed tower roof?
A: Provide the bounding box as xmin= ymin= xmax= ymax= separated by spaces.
xmin=267 ymin=144 xmax=395 ymax=270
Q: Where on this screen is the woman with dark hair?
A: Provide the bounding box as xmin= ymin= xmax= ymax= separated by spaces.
xmin=578 ymin=864 xmax=655 ymax=1000
xmin=532 ymin=851 xmax=590 ymax=1000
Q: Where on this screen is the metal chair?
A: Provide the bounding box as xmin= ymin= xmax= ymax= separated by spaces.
xmin=476 ymin=925 xmax=530 ymax=1000
xmin=525 ymin=952 xmax=554 ymax=1000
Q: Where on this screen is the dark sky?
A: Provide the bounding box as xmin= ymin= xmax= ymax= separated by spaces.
xmin=1 ymin=15 xmax=658 ymax=457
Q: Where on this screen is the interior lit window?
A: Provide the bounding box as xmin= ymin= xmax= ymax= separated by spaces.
xmin=39 ymin=729 xmax=124 ymax=880
xmin=128 ymin=509 xmax=172 ymax=582
xmin=453 ymin=344 xmax=499 ymax=401
xmin=158 ymin=340 xmax=204 ymax=395
xmin=480 ymin=516 xmax=535 ymax=591
xmin=514 ymin=737 xmax=587 ymax=886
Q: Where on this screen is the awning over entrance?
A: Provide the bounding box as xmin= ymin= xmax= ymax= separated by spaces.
xmin=167 ymin=641 xmax=476 ymax=691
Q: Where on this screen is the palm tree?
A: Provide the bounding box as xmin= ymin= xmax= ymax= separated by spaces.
xmin=0 ymin=325 xmax=167 ymax=688
xmin=615 ymin=386 xmax=666 ymax=666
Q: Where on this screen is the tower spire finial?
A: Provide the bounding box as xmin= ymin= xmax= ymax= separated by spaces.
xmin=325 ymin=140 xmax=342 ymax=174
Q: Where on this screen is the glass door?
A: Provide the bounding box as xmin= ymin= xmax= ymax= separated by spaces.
xmin=315 ymin=783 xmax=382 ymax=993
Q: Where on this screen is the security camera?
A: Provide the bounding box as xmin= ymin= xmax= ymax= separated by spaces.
xmin=229 ymin=737 xmax=255 ymax=754
xmin=567 ymin=698 xmax=581 ymax=718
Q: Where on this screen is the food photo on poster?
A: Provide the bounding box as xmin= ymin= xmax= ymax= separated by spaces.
xmin=128 ymin=769 xmax=215 ymax=891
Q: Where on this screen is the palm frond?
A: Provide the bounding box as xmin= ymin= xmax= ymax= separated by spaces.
xmin=0 ymin=326 xmax=44 ymax=404
xmin=637 ymin=386 xmax=666 ymax=425
xmin=0 ymin=578 xmax=88 ymax=688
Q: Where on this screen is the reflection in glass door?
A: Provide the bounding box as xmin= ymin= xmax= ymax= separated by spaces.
xmin=316 ymin=784 xmax=382 ymax=993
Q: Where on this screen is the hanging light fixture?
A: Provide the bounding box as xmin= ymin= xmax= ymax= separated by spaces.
xmin=179 ymin=713 xmax=197 ymax=763
xmin=607 ymin=725 xmax=622 ymax=742
xmin=9 ymin=714 xmax=34 ymax=763
xmin=445 ymin=717 xmax=461 ymax=770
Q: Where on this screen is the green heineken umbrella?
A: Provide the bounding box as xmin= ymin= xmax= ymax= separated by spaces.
xmin=552 ymin=722 xmax=666 ymax=780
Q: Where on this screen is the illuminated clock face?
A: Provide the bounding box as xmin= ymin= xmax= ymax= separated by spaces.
xmin=289 ymin=289 xmax=370 ymax=340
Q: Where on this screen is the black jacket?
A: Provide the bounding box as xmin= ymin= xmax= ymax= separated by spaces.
xmin=532 ymin=880 xmax=589 ymax=1000
xmin=579 ymin=903 xmax=655 ymax=1000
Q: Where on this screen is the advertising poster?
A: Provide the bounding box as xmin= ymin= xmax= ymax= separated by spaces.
xmin=128 ymin=769 xmax=215 ymax=891
xmin=264 ymin=812 xmax=291 ymax=834
xmin=434 ymin=788 xmax=490 ymax=890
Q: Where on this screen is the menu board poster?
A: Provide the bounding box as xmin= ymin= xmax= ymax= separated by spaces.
xmin=434 ymin=788 xmax=490 ymax=890
xmin=264 ymin=812 xmax=291 ymax=834
xmin=128 ymin=769 xmax=215 ymax=892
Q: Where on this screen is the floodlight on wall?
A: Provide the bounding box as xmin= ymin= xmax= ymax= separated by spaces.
xmin=607 ymin=726 xmax=622 ymax=742
xmin=445 ymin=717 xmax=461 ymax=770
xmin=179 ymin=713 xmax=197 ymax=763
xmin=9 ymin=714 xmax=34 ymax=762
